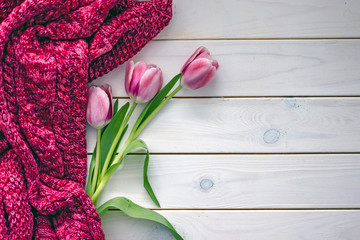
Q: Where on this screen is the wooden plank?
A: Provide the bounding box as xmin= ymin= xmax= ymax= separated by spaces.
xmin=95 ymin=154 xmax=360 ymax=208
xmin=102 ymin=210 xmax=360 ymax=240
xmin=92 ymin=40 xmax=360 ymax=97
xmin=155 ymin=0 xmax=360 ymax=39
xmin=86 ymin=98 xmax=360 ymax=153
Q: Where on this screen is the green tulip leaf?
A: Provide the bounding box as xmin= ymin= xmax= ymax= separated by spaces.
xmin=108 ymin=125 xmax=128 ymax=167
xmin=104 ymin=139 xmax=160 ymax=207
xmin=97 ymin=197 xmax=183 ymax=240
xmin=100 ymin=102 xmax=130 ymax=172
xmin=101 ymin=99 xmax=118 ymax=134
xmin=85 ymin=144 xmax=97 ymax=196
xmin=113 ymin=99 xmax=119 ymax=115
xmin=143 ymin=149 xmax=160 ymax=207
xmin=132 ymin=73 xmax=182 ymax=134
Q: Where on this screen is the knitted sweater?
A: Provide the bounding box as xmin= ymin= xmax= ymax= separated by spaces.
xmin=0 ymin=0 xmax=172 ymax=239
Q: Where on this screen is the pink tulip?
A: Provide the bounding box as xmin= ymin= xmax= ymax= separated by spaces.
xmin=125 ymin=60 xmax=163 ymax=103
xmin=86 ymin=84 xmax=113 ymax=129
xmin=180 ymin=46 xmax=219 ymax=90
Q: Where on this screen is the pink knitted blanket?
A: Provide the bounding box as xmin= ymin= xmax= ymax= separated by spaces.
xmin=0 ymin=0 xmax=172 ymax=238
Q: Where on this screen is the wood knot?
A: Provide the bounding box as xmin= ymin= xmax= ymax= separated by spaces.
xmin=263 ymin=129 xmax=280 ymax=144
xmin=200 ymin=178 xmax=214 ymax=191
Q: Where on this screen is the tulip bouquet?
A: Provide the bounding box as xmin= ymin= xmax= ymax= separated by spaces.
xmin=86 ymin=47 xmax=219 ymax=239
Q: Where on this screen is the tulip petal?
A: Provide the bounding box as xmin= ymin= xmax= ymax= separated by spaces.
xmin=197 ymin=51 xmax=211 ymax=60
xmin=180 ymin=46 xmax=209 ymax=73
xmin=125 ymin=60 xmax=134 ymax=94
xmin=102 ymin=84 xmax=113 ymax=122
xmin=212 ymin=59 xmax=219 ymax=70
xmin=137 ymin=67 xmax=163 ymax=103
xmin=201 ymin=66 xmax=217 ymax=89
xmin=181 ymin=58 xmax=215 ymax=90
xmin=102 ymin=84 xmax=112 ymax=93
xmin=87 ymin=86 xmax=111 ymax=129
xmin=130 ymin=62 xmax=150 ymax=95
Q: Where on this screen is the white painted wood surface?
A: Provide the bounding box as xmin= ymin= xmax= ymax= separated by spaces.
xmin=155 ymin=0 xmax=360 ymax=39
xmin=96 ymin=154 xmax=360 ymax=208
xmin=92 ymin=40 xmax=360 ymax=97
xmin=87 ymin=98 xmax=360 ymax=153
xmin=102 ymin=210 xmax=360 ymax=240
xmin=86 ymin=0 xmax=360 ymax=239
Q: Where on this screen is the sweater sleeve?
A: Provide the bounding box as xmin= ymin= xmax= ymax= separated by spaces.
xmin=88 ymin=0 xmax=172 ymax=81
xmin=30 ymin=0 xmax=172 ymax=81
xmin=0 ymin=0 xmax=24 ymax=23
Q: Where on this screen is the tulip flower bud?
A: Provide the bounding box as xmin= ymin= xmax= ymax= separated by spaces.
xmin=86 ymin=84 xmax=113 ymax=129
xmin=180 ymin=46 xmax=219 ymax=90
xmin=125 ymin=60 xmax=163 ymax=103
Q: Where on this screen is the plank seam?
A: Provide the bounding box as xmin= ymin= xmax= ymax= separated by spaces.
xmin=107 ymin=208 xmax=360 ymax=212
xmin=154 ymin=37 xmax=360 ymax=41
xmin=87 ymin=152 xmax=360 ymax=156
xmin=113 ymin=96 xmax=360 ymax=100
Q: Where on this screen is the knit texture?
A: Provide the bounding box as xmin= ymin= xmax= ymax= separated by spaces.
xmin=0 ymin=0 xmax=172 ymax=239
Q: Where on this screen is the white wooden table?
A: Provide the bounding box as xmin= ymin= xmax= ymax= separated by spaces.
xmin=87 ymin=0 xmax=360 ymax=239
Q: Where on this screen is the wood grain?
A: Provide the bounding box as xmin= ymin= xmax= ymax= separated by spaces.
xmin=92 ymin=40 xmax=360 ymax=97
xmin=95 ymin=154 xmax=360 ymax=208
xmin=155 ymin=0 xmax=360 ymax=39
xmin=102 ymin=210 xmax=360 ymax=240
xmin=87 ymin=0 xmax=360 ymax=238
xmin=86 ymin=98 xmax=360 ymax=153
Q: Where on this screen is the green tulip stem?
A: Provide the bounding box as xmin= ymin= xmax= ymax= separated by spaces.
xmin=109 ymin=136 xmax=133 ymax=169
xmin=134 ymin=84 xmax=183 ymax=138
xmin=92 ymin=84 xmax=183 ymax=205
xmin=100 ymin=102 xmax=137 ymax=179
xmin=113 ymin=84 xmax=184 ymax=167
xmin=123 ymin=102 xmax=138 ymax=130
xmin=91 ymin=129 xmax=101 ymax=195
xmin=91 ymin=136 xmax=132 ymax=204
xmin=91 ymin=178 xmax=106 ymax=206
